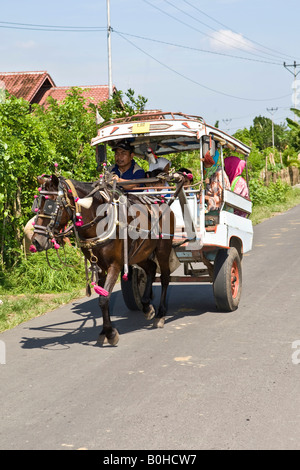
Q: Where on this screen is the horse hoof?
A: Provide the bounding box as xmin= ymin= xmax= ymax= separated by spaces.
xmin=108 ymin=329 xmax=119 ymax=346
xmin=144 ymin=304 xmax=155 ymax=321
xmin=97 ymin=334 xmax=108 ymax=346
xmin=153 ymin=317 xmax=165 ymax=328
xmin=96 ymin=329 xmax=119 ymax=346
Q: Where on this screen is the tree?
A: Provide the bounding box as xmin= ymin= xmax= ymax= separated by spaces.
xmin=249 ymin=116 xmax=289 ymax=151
xmin=95 ymin=88 xmax=148 ymax=123
xmin=0 ymin=93 xmax=55 ymax=267
xmin=286 ymin=108 xmax=300 ymax=154
xmin=34 ymin=87 xmax=98 ymax=181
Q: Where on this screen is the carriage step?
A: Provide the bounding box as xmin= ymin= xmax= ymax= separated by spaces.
xmin=154 ymin=275 xmax=212 ymax=283
xmin=175 ymin=249 xmax=203 ymax=263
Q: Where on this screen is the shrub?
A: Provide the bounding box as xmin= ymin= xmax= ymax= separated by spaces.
xmin=249 ymin=178 xmax=289 ymax=206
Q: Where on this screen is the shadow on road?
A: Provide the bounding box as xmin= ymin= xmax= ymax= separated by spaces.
xmin=20 ymin=284 xmax=216 ymax=350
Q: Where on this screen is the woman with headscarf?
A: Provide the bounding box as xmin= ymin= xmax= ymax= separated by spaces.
xmin=203 ymin=150 xmax=230 ymax=212
xmin=224 ymin=156 xmax=250 ymax=217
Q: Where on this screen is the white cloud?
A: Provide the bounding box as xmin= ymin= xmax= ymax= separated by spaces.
xmin=15 ymin=40 xmax=37 ymax=49
xmin=209 ymin=29 xmax=253 ymax=52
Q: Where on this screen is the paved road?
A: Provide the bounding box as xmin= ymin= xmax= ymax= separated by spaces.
xmin=1 ymin=205 xmax=300 ymax=450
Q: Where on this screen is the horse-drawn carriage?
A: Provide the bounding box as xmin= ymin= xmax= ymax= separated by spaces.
xmin=31 ymin=111 xmax=253 ymax=345
xmin=91 ymin=111 xmax=253 ymax=314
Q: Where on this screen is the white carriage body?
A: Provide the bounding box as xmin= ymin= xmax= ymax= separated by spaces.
xmin=91 ymin=112 xmax=253 ymax=264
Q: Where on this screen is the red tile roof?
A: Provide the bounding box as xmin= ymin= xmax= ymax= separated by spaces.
xmin=39 ymin=85 xmax=113 ymax=107
xmin=0 ymin=71 xmax=55 ymax=103
xmin=0 ymin=71 xmax=117 ymax=108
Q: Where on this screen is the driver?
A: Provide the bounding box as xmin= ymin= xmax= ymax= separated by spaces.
xmin=109 ymin=141 xmax=145 ymax=190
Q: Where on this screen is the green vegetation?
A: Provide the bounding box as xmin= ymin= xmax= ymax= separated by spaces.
xmin=1 ymin=87 xmax=300 ymax=332
xmin=0 ymin=245 xmax=86 ymax=332
xmin=250 ymin=185 xmax=300 ymax=225
xmin=0 ymin=87 xmax=147 ymax=269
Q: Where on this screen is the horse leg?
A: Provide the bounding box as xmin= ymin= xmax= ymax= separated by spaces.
xmin=153 ymin=253 xmax=171 ymax=328
xmin=97 ymin=263 xmax=121 ymax=346
xmin=138 ymin=259 xmax=157 ymax=321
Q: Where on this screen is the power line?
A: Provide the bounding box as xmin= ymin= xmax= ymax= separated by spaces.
xmin=162 ymin=0 xmax=288 ymax=62
xmin=0 ymin=20 xmax=104 ymax=28
xmin=142 ymin=0 xmax=290 ymax=63
xmin=115 ymin=30 xmax=282 ymax=66
xmin=182 ymin=0 xmax=300 ymax=62
xmin=0 ymin=20 xmax=106 ymax=32
xmin=115 ymin=31 xmax=290 ymax=102
xmin=0 ymin=17 xmax=282 ymax=65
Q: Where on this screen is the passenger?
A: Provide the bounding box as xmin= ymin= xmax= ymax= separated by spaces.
xmin=109 ymin=141 xmax=145 ymax=190
xmin=145 ymin=168 xmax=164 ymax=183
xmin=148 ymin=157 xmax=171 ymax=174
xmin=202 ymin=150 xmax=230 ymax=212
xmin=178 ymin=167 xmax=194 ymax=187
xmin=224 ymin=156 xmax=250 ymax=217
xmin=145 ymin=169 xmax=170 ymax=193
xmin=145 ymin=157 xmax=171 ymax=190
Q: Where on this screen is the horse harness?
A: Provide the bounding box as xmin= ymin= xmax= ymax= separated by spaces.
xmin=33 ymin=174 xmax=186 ymax=295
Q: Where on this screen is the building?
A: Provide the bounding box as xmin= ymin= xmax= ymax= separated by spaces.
xmin=0 ymin=70 xmax=115 ymax=107
xmin=0 ymin=71 xmax=55 ymax=104
xmin=38 ymin=85 xmax=113 ymax=107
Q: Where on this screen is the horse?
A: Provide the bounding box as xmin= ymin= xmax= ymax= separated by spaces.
xmin=30 ymin=173 xmax=176 ymax=346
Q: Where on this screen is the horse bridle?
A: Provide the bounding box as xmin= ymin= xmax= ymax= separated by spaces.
xmin=33 ymin=175 xmax=121 ymax=247
xmin=32 ymin=176 xmax=76 ymax=243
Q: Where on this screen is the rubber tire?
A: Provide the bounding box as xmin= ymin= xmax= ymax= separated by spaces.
xmin=121 ymin=265 xmax=147 ymax=311
xmin=213 ymin=247 xmax=242 ymax=312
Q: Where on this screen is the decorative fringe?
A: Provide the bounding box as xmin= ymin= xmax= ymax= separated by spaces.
xmin=91 ymin=282 xmax=109 ymax=296
xmin=75 ymin=212 xmax=83 ymax=227
xmin=29 ymin=244 xmax=37 ymax=253
xmin=51 ymin=238 xmax=60 ymax=250
xmin=77 ymin=197 xmax=93 ymax=209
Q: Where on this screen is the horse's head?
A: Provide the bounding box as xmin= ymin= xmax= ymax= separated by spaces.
xmin=31 ymin=174 xmax=73 ymax=252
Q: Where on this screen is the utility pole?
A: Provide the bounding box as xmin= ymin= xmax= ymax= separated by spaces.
xmin=283 ymin=61 xmax=300 ymax=120
xmin=266 ymin=107 xmax=278 ymax=150
xmin=222 ymin=118 xmax=232 ymax=133
xmin=107 ymin=0 xmax=113 ymax=99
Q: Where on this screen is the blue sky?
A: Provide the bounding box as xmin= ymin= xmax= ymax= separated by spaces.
xmin=0 ymin=0 xmax=299 ymax=133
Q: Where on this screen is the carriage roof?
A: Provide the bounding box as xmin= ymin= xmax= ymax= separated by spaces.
xmin=91 ymin=111 xmax=251 ymax=158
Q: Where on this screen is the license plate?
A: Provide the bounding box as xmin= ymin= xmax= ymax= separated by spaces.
xmin=132 ymin=122 xmax=150 ymax=134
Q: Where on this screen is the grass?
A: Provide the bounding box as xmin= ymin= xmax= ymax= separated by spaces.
xmin=0 ymin=289 xmax=85 ymax=333
xmin=250 ymin=185 xmax=300 ymax=225
xmin=1 ymin=186 xmax=300 ymax=333
xmin=0 ymin=245 xmax=87 ymax=332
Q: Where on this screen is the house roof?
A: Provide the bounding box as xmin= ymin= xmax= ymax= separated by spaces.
xmin=39 ymin=85 xmax=113 ymax=107
xmin=0 ymin=71 xmax=56 ymax=103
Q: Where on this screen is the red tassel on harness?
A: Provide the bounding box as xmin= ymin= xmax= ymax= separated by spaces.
xmin=91 ymin=282 xmax=109 ymax=296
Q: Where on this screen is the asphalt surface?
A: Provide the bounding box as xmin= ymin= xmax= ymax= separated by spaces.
xmin=1 ymin=205 xmax=300 ymax=450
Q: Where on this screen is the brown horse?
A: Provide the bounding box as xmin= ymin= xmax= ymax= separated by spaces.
xmin=30 ymin=173 xmax=175 ymax=346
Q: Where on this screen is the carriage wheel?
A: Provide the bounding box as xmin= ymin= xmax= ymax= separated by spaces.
xmin=121 ymin=265 xmax=147 ymax=311
xmin=213 ymin=247 xmax=242 ymax=312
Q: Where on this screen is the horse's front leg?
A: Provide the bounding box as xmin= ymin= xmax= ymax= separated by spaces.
xmin=97 ymin=263 xmax=121 ymax=346
xmin=153 ymin=254 xmax=171 ymax=328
